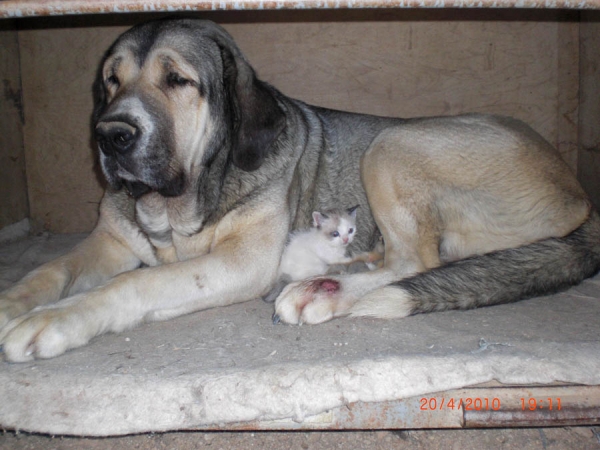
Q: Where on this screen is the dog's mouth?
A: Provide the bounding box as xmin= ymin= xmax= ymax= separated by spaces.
xmin=98 ymin=151 xmax=149 ymax=198
xmin=100 ymin=149 xmax=186 ymax=199
xmin=115 ymin=163 xmax=186 ymax=199
xmin=113 ymin=165 xmax=152 ymax=198
xmin=121 ymin=180 xmax=152 ymax=198
xmin=115 ymin=164 xmax=138 ymax=182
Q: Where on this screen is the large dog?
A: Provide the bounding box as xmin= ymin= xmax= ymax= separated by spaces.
xmin=1 ymin=18 xmax=599 ymax=362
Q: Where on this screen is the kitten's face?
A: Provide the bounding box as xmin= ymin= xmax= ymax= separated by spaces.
xmin=312 ymin=207 xmax=358 ymax=247
xmin=324 ymin=216 xmax=355 ymax=246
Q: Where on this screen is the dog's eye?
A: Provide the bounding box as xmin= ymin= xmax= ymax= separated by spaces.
xmin=166 ymin=72 xmax=193 ymax=88
xmin=106 ymin=75 xmax=120 ymax=87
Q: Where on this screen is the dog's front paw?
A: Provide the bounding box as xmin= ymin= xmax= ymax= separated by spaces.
xmin=0 ymin=303 xmax=93 ymax=362
xmin=0 ymin=298 xmax=30 ymax=329
xmin=273 ymin=277 xmax=351 ymax=325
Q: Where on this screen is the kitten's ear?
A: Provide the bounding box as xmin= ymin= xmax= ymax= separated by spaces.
xmin=312 ymin=211 xmax=327 ymax=227
xmin=347 ymin=205 xmax=359 ymax=219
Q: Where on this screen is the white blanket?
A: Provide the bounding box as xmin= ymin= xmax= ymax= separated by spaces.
xmin=1 ymin=233 xmax=599 ymax=435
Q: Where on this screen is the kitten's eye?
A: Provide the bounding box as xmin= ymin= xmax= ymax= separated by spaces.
xmin=332 ymin=231 xmax=340 ymax=238
xmin=349 ymin=228 xmax=354 ymax=234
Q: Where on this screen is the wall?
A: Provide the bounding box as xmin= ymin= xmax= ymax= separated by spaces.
xmin=579 ymin=11 xmax=600 ymax=210
xmin=0 ymin=20 xmax=28 ymax=229
xmin=5 ymin=10 xmax=586 ymax=232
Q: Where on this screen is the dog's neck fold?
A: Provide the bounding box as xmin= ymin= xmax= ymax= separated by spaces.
xmin=133 ymin=146 xmax=232 ymax=249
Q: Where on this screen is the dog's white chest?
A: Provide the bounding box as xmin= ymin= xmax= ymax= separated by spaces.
xmin=135 ymin=194 xmax=172 ymax=245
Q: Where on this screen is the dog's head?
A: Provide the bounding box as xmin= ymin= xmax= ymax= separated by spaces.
xmin=93 ymin=18 xmax=285 ymax=198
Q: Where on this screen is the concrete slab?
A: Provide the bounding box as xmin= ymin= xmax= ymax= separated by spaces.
xmin=1 ymin=233 xmax=599 ymax=436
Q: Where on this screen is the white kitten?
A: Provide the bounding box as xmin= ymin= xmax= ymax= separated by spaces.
xmin=263 ymin=206 xmax=360 ymax=303
xmin=278 ymin=206 xmax=359 ymax=280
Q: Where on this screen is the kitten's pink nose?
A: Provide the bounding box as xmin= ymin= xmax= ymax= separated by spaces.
xmin=343 ymin=237 xmax=349 ymax=244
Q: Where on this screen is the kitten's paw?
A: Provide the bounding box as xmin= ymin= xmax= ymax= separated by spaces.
xmin=346 ymin=261 xmax=370 ymax=274
xmin=273 ymin=277 xmax=351 ymax=325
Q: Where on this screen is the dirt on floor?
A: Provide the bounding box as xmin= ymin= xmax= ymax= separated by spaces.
xmin=1 ymin=427 xmax=600 ymax=450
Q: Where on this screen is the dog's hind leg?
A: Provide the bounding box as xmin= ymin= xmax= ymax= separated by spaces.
xmin=349 ymin=209 xmax=600 ymax=319
xmin=361 ymin=128 xmax=445 ymax=276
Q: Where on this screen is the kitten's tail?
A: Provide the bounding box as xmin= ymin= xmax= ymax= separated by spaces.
xmin=350 ymin=209 xmax=600 ymax=318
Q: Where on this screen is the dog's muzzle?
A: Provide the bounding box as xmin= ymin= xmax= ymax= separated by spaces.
xmin=95 ymin=121 xmax=139 ymax=156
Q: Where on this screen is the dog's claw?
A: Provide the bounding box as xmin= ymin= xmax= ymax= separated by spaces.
xmin=272 ymin=313 xmax=281 ymax=325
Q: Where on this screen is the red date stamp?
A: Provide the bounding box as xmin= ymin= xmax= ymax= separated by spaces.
xmin=520 ymin=397 xmax=562 ymax=410
xmin=420 ymin=397 xmax=501 ymax=411
xmin=420 ymin=396 xmax=563 ymax=411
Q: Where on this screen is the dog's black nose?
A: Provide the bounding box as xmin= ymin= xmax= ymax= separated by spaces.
xmin=95 ymin=121 xmax=139 ymax=155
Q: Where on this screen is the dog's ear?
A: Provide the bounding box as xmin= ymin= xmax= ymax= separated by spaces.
xmin=92 ymin=61 xmax=108 ymax=125
xmin=218 ymin=44 xmax=285 ymax=172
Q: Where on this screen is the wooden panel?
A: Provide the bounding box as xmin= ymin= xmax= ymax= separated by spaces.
xmin=16 ymin=11 xmax=580 ymax=232
xmin=579 ymin=12 xmax=600 ymax=209
xmin=226 ymin=12 xmax=577 ymax=163
xmin=0 ymin=20 xmax=28 ymax=229
xmin=19 ymin=21 xmax=128 ymax=233
xmin=557 ymin=18 xmax=580 ymax=171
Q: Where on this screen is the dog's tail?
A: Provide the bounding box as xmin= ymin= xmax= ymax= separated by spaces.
xmin=351 ymin=209 xmax=600 ymax=318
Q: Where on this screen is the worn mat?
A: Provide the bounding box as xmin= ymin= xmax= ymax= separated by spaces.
xmin=1 ymin=232 xmax=599 ymax=436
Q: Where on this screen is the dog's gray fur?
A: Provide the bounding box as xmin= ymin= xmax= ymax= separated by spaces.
xmin=0 ymin=18 xmax=599 ymax=361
